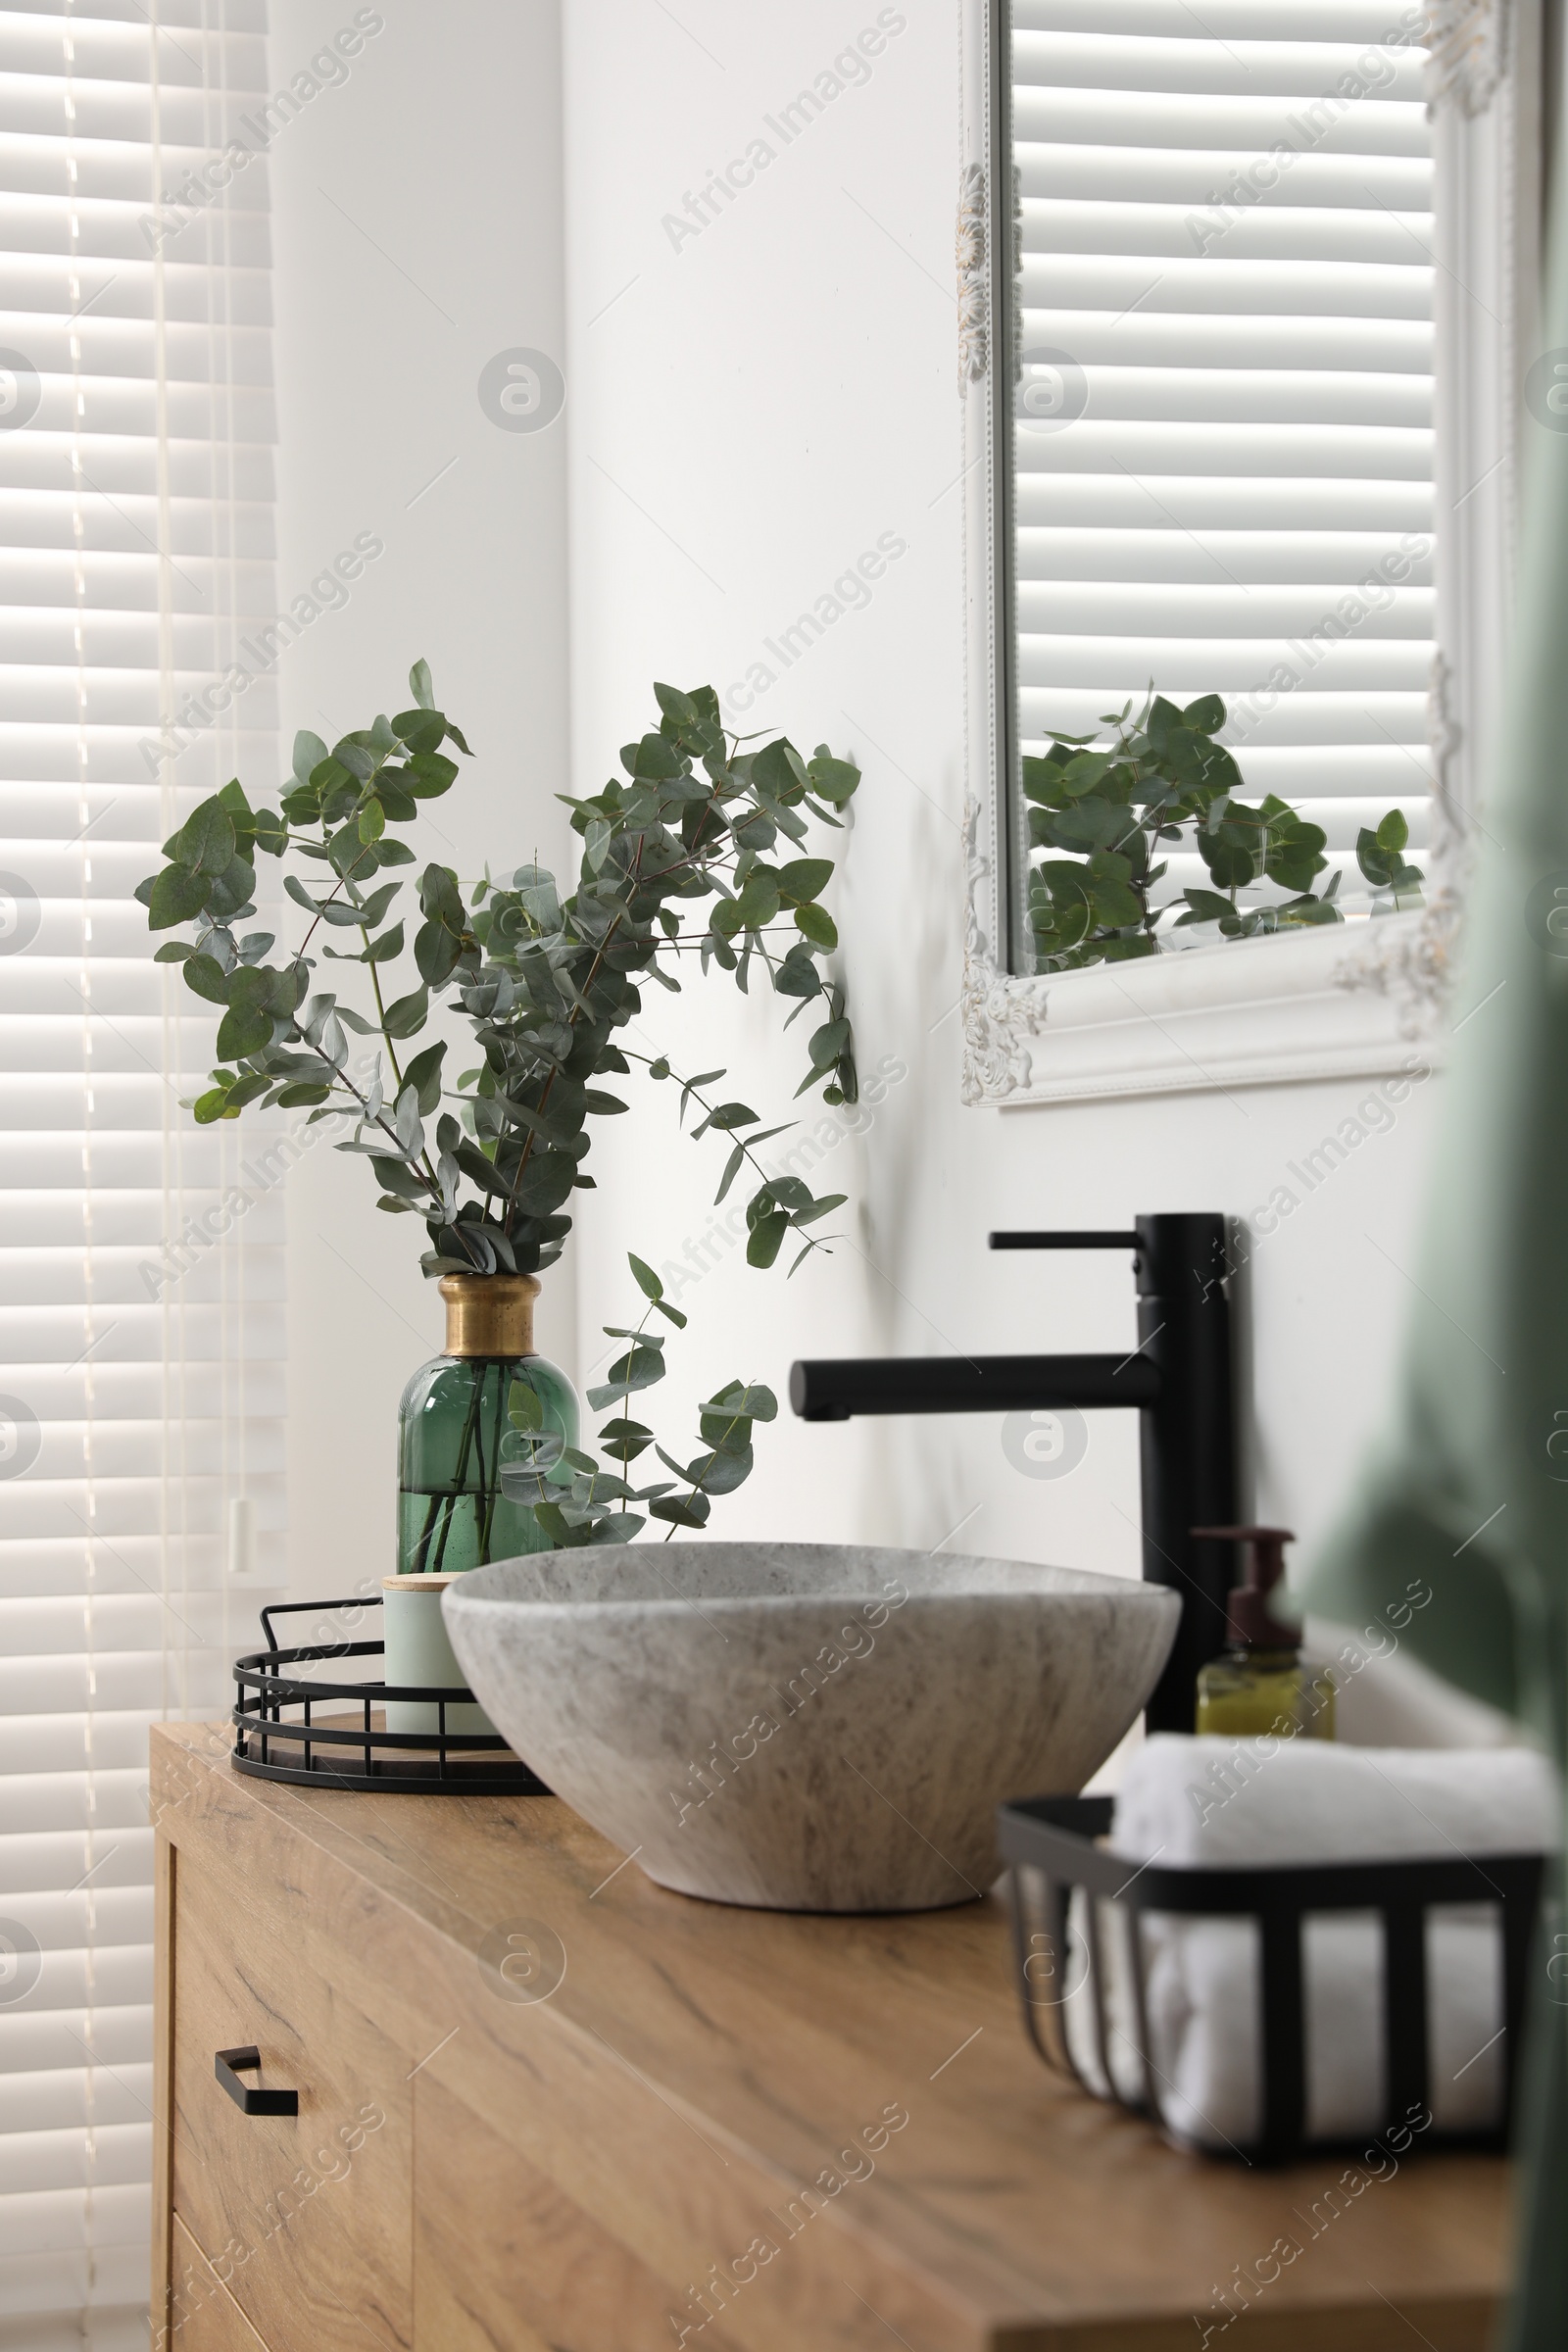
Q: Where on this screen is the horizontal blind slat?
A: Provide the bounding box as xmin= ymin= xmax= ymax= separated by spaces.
xmin=0 ymin=17 xmax=279 ymax=2324
xmin=1009 ymin=0 xmax=1435 ymax=955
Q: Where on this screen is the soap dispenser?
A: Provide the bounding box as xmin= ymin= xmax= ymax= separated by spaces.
xmin=1192 ymin=1525 xmax=1336 ymax=1740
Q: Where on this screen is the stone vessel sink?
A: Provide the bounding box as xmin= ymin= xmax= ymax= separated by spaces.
xmin=444 ymin=1543 xmax=1179 ymax=1913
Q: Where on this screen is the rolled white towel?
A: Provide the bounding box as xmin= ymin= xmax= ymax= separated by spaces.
xmin=1058 ymin=1738 xmax=1559 ymax=2152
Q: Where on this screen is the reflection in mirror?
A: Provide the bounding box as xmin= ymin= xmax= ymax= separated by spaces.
xmin=996 ymin=1 xmax=1436 ymax=979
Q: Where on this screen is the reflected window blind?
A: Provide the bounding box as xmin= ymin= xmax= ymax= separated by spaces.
xmin=0 ymin=6 xmax=278 ymax=2345
xmin=1012 ymin=0 xmax=1435 ymax=917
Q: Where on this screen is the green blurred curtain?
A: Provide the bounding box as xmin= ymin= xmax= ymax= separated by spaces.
xmin=1305 ymin=122 xmax=1568 ymax=2352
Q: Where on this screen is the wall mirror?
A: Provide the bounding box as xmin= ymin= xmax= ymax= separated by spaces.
xmin=959 ymin=0 xmax=1541 ymax=1104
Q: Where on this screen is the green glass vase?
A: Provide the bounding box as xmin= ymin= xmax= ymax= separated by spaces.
xmin=396 ymin=1273 xmax=578 ymax=1576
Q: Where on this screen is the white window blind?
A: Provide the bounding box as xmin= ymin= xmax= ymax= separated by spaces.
xmin=1012 ymin=0 xmax=1434 ymax=919
xmin=0 ymin=6 xmax=278 ymax=2344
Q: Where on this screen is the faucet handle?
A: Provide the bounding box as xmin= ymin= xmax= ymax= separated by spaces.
xmin=989 ymin=1231 xmax=1138 ymax=1250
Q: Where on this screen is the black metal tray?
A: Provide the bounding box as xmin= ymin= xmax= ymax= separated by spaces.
xmin=998 ymin=1793 xmax=1547 ymax=2163
xmin=231 ymin=1594 xmax=549 ymax=1794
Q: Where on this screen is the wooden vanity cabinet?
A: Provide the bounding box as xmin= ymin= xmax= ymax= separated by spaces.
xmin=152 ymin=1723 xmax=1514 ymax=2352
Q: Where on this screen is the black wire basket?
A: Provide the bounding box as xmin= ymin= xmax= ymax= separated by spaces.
xmin=231 ymin=1594 xmax=549 ymax=1794
xmin=999 ymin=1793 xmax=1548 ymax=2165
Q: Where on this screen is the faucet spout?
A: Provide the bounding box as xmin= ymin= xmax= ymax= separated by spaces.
xmin=789 ymin=1352 xmax=1159 ymax=1422
xmin=787 ymin=1212 xmax=1238 ymax=1734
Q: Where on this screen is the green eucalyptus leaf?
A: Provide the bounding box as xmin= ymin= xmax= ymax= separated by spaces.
xmin=696 ymin=1402 xmax=752 ymax=1454
xmin=452 ymin=1140 xmax=511 ymax=1197
xmin=750 ymin=738 xmax=806 ymax=799
xmin=735 ymin=870 xmax=780 ymax=928
xmin=507 ymin=1378 xmax=544 ymax=1432
xmin=1202 ymin=841 xmax=1254 ymax=891
xmin=714 ymin=1139 xmax=748 ymax=1205
xmin=597 ymin=1416 xmax=653 ymax=1461
xmin=216 ymin=1001 xmax=270 ymax=1059
xmin=406 ymin=751 xmax=459 ymax=799
xmin=391 ymin=710 xmax=445 ymax=758
xmin=606 ymin=1344 xmax=666 ymax=1392
xmin=334 ymin=739 xmax=378 ymax=782
xmin=627 ymin=1253 xmax=662 ymax=1301
xmin=1181 ymin=888 xmax=1235 ymax=923
xmin=362 ymin=920 xmax=404 ymax=964
xmin=794 ymin=900 xmax=838 ymax=952
xmin=619 ymin=730 xmax=681 ymax=783
xmin=205 ymin=856 xmax=256 ymax=919
xmin=510 ymin=1152 xmax=579 ymax=1215
xmin=414 ymin=918 xmax=463 ymax=986
xmin=148 ymin=863 xmax=211 ymax=930
xmin=380 ymin=985 xmax=429 ymax=1040
xmin=586 ymin=1511 xmax=646 ymax=1544
xmin=788 ymin=1192 xmax=846 ymax=1227
xmin=776 ymin=858 xmax=833 ymax=906
xmin=804 ymin=754 xmax=858 ymax=806
xmin=746 ymin=1209 xmax=789 ymax=1268
xmin=293 ymin=729 xmax=330 ymax=787
xmin=181 ymin=952 xmax=230 ymax=1005
xmin=707 ymin=1380 xmax=779 ymax=1424
xmin=531 ymin=1497 xmax=591 ymax=1548
xmin=370 ymin=1153 xmax=427 ymax=1201
xmin=356 ymin=880 xmax=402 ymax=928
xmin=684 ymin=1445 xmax=754 ymax=1496
xmin=176 ymin=799 xmax=237 ymax=877
xmin=695 ymin=1102 xmax=758 ymax=1135
xmin=403 ymin=1040 xmax=446 ymax=1114
xmin=649 ymin=1493 xmax=711 ymax=1529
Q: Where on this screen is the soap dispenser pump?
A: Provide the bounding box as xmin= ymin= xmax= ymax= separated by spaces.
xmin=1191 ymin=1525 xmax=1337 ymax=1740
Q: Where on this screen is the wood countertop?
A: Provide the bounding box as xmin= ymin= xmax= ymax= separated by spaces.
xmin=151 ymin=1723 xmax=1513 ymax=2352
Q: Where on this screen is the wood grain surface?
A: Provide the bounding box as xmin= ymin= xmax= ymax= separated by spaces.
xmin=168 ymin=1786 xmax=414 ymax=2351
xmin=165 ymin=2215 xmax=270 ymax=2351
xmin=150 ymin=1723 xmax=1517 ymax=2352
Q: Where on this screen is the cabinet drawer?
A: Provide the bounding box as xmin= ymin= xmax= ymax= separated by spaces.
xmin=171 ymin=1840 xmax=413 ymax=2352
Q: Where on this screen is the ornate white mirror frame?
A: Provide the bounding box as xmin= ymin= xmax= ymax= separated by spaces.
xmin=959 ymin=0 xmax=1542 ymax=1106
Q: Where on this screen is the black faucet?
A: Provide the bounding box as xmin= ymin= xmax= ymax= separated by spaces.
xmin=789 ymin=1212 xmax=1238 ymax=1733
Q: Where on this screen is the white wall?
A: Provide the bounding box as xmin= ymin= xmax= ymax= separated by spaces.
xmin=270 ymin=0 xmax=573 ymax=1598
xmin=265 ymin=0 xmax=1443 ymax=1616
xmin=559 ymin=0 xmax=1441 ymax=1593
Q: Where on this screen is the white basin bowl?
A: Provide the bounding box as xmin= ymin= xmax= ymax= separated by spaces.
xmin=444 ymin=1542 xmax=1178 ymax=1913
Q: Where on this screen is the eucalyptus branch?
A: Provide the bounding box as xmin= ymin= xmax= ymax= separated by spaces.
xmin=298 ymin=1037 xmax=433 ymax=1183
xmin=137 ymin=665 xmax=857 ymax=1546
xmin=497 ymin=833 xmax=647 ymax=1235
xmin=1024 ymin=690 xmax=1424 ymax=971
xmin=621 ymin=1049 xmax=844 ymax=1270
xmin=502 ymin=1253 xmax=776 ymax=1549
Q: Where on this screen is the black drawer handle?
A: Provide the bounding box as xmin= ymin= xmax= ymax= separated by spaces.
xmin=215 ymin=2045 xmax=298 ymax=2117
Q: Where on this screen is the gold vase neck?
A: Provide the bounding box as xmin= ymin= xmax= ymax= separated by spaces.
xmin=439 ymin=1273 xmax=539 ymax=1359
